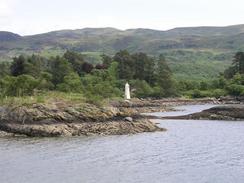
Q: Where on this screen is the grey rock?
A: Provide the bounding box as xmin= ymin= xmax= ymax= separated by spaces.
xmin=124 ymin=117 xmax=133 ymax=122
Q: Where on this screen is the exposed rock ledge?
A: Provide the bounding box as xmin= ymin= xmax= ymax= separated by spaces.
xmin=163 ymin=105 xmax=244 ymax=121
xmin=0 ymin=102 xmax=164 ymax=137
xmin=0 ymin=120 xmax=164 ymax=137
xmin=0 ymin=131 xmax=15 ymax=137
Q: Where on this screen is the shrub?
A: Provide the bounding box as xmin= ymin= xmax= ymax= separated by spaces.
xmin=131 ymin=80 xmax=154 ymax=98
xmin=211 ymin=89 xmax=228 ymax=98
xmin=57 ymin=73 xmax=82 ymax=93
xmin=226 ymin=84 xmax=244 ymax=96
xmin=0 ymin=75 xmax=39 ymax=97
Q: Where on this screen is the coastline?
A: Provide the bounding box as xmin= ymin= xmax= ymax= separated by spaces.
xmin=0 ymin=99 xmax=166 ymax=137
xmin=163 ymin=105 xmax=244 ymax=121
xmin=0 ymin=97 xmax=242 ymax=137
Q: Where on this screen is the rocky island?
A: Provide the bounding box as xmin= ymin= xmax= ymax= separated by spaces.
xmin=0 ymin=97 xmax=220 ymax=137
xmin=0 ymin=96 xmax=242 ymax=137
xmin=0 ymin=100 xmax=166 ymax=137
xmin=164 ymin=105 xmax=244 ymax=121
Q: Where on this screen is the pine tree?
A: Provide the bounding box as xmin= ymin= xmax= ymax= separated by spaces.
xmin=63 ymin=51 xmax=85 ymax=75
xmin=50 ymin=56 xmax=73 ymax=86
xmin=114 ymin=50 xmax=134 ymax=80
xmin=155 ymin=54 xmax=175 ymax=96
xmin=10 ymin=55 xmax=26 ymax=76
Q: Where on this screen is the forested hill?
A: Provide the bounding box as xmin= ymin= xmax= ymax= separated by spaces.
xmin=1 ymin=24 xmax=244 ymax=79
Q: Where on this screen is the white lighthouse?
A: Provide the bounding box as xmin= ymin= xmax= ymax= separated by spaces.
xmin=125 ymin=82 xmax=131 ymax=100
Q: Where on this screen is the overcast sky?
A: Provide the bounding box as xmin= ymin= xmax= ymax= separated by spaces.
xmin=1 ymin=0 xmax=244 ymax=35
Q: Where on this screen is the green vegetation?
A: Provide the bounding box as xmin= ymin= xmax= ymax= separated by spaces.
xmin=178 ymin=52 xmax=244 ymax=98
xmin=3 ymin=25 xmax=244 ymax=80
xmin=0 ymin=91 xmax=85 ymax=106
xmin=0 ymin=50 xmax=243 ymax=104
xmin=0 ymin=50 xmax=176 ymax=104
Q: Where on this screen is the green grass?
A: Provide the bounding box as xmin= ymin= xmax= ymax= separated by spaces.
xmin=81 ymin=52 xmax=103 ymax=64
xmin=0 ymin=91 xmax=86 ymax=106
xmin=0 ymin=91 xmax=123 ymax=107
xmin=39 ymin=48 xmax=65 ymax=58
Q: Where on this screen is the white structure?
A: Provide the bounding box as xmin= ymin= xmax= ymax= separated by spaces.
xmin=125 ymin=82 xmax=131 ymax=100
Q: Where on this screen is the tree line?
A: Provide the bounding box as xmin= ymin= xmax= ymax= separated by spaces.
xmin=0 ymin=50 xmax=176 ymax=100
xmin=0 ymin=50 xmax=243 ymax=101
xmin=179 ymin=51 xmax=244 ymax=98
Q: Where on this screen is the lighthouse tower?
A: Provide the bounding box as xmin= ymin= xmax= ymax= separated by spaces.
xmin=125 ymin=82 xmax=131 ymax=100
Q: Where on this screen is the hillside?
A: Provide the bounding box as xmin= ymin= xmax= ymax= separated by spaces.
xmin=0 ymin=31 xmax=21 ymax=41
xmin=1 ymin=24 xmax=244 ymax=79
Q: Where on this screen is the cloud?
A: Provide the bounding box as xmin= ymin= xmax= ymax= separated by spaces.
xmin=0 ymin=0 xmax=13 ymax=17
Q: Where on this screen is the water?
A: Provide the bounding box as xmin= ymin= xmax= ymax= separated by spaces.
xmin=1 ymin=105 xmax=244 ymax=183
xmin=143 ymin=104 xmax=217 ymax=117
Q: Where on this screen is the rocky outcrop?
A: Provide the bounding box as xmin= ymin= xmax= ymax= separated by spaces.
xmin=112 ymin=98 xmax=220 ymax=113
xmin=1 ymin=97 xmax=237 ymax=137
xmin=0 ymin=131 xmax=15 ymax=137
xmin=164 ymin=105 xmax=244 ymax=121
xmin=0 ymin=119 xmax=164 ymax=137
xmin=0 ymin=102 xmax=164 ymax=137
xmin=218 ymin=96 xmax=244 ymax=104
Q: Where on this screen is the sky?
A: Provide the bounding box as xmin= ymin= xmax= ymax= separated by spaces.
xmin=0 ymin=0 xmax=244 ymax=35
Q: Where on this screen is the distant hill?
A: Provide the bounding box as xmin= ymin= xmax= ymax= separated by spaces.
xmin=1 ymin=24 xmax=244 ymax=79
xmin=0 ymin=31 xmax=21 ymax=41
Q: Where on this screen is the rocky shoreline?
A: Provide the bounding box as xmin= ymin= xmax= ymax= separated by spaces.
xmin=163 ymin=105 xmax=244 ymax=121
xmin=113 ymin=97 xmax=221 ymax=113
xmin=0 ymin=97 xmax=242 ymax=137
xmin=0 ymin=119 xmax=165 ymax=137
xmin=0 ymin=100 xmax=166 ymax=137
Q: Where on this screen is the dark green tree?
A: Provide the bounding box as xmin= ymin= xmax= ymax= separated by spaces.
xmin=26 ymin=55 xmax=47 ymax=78
xmin=63 ymin=51 xmax=85 ymax=75
xmin=132 ymin=53 xmax=156 ymax=85
xmin=133 ymin=53 xmax=147 ymax=80
xmin=234 ymin=52 xmax=244 ymax=74
xmin=50 ymin=56 xmax=73 ymax=86
xmin=224 ymin=52 xmax=244 ymax=78
xmin=114 ymin=50 xmax=134 ymax=80
xmin=82 ymin=62 xmax=94 ymax=74
xmin=10 ymin=55 xmax=47 ymax=78
xmin=101 ymin=54 xmax=113 ymax=68
xmin=10 ymin=55 xmax=26 ymax=76
xmin=155 ymin=54 xmax=176 ymax=96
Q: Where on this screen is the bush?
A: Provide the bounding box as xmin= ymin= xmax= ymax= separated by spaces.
xmin=131 ymin=80 xmax=154 ymax=98
xmin=177 ymin=80 xmax=200 ymax=91
xmin=185 ymin=88 xmax=228 ymax=98
xmin=0 ymin=75 xmax=39 ymax=97
xmin=81 ymin=70 xmax=122 ymax=99
xmin=191 ymin=89 xmax=202 ymax=98
xmin=211 ymin=89 xmax=228 ymax=98
xmin=151 ymin=86 xmax=165 ymax=98
xmin=37 ymin=72 xmax=54 ymax=90
xmin=57 ymin=73 xmax=82 ymax=93
xmin=226 ymin=84 xmax=244 ymax=96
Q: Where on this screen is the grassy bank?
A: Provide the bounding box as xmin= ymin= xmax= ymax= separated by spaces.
xmin=0 ymin=92 xmax=82 ymax=106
